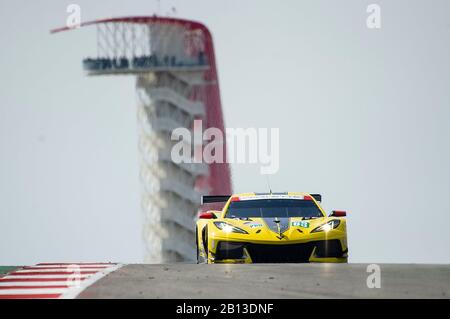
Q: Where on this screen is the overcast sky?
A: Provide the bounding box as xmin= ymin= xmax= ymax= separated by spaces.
xmin=1 ymin=0 xmax=450 ymax=264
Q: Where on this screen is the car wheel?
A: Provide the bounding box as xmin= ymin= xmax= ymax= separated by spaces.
xmin=201 ymin=226 xmax=209 ymax=264
xmin=196 ymin=228 xmax=200 ymax=264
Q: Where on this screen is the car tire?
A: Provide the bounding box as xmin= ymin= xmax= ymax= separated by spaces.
xmin=196 ymin=228 xmax=200 ymax=264
xmin=201 ymin=226 xmax=209 ymax=264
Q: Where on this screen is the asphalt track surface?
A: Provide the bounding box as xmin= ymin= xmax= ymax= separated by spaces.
xmin=78 ymin=263 xmax=450 ymax=299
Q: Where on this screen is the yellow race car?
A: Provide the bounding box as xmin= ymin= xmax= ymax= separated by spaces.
xmin=196 ymin=192 xmax=348 ymax=263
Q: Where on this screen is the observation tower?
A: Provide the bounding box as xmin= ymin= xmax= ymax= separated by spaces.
xmin=52 ymin=16 xmax=232 ymax=262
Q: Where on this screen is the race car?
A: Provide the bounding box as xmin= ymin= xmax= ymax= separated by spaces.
xmin=196 ymin=192 xmax=348 ymax=263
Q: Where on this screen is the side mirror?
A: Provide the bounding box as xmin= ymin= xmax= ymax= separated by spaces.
xmin=199 ymin=212 xmax=216 ymax=219
xmin=330 ymin=210 xmax=346 ymax=217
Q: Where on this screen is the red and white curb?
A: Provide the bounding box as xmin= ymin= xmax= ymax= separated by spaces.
xmin=0 ymin=263 xmax=122 ymax=299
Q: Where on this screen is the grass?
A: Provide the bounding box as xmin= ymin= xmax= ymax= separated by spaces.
xmin=0 ymin=266 xmax=19 ymax=275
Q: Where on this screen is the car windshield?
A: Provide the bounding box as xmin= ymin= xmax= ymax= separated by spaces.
xmin=225 ymin=199 xmax=323 ymax=218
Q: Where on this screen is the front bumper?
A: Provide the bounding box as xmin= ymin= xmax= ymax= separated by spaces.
xmin=208 ymin=239 xmax=348 ymax=263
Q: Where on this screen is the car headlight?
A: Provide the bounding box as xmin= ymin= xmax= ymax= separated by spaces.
xmin=214 ymin=222 xmax=248 ymax=234
xmin=311 ymin=219 xmax=341 ymax=233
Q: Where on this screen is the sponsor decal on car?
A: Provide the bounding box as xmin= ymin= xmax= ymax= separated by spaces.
xmin=291 ymin=221 xmax=310 ymax=228
xmin=244 ymin=222 xmax=263 ymax=228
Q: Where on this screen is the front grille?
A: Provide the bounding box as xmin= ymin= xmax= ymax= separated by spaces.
xmin=314 ymin=240 xmax=344 ymax=258
xmin=215 ymin=240 xmax=344 ymax=263
xmin=216 ymin=242 xmax=245 ymax=260
xmin=246 ymin=242 xmax=315 ymax=263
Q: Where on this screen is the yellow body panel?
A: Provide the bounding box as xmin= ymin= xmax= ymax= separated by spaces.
xmin=196 ymin=192 xmax=348 ymax=264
